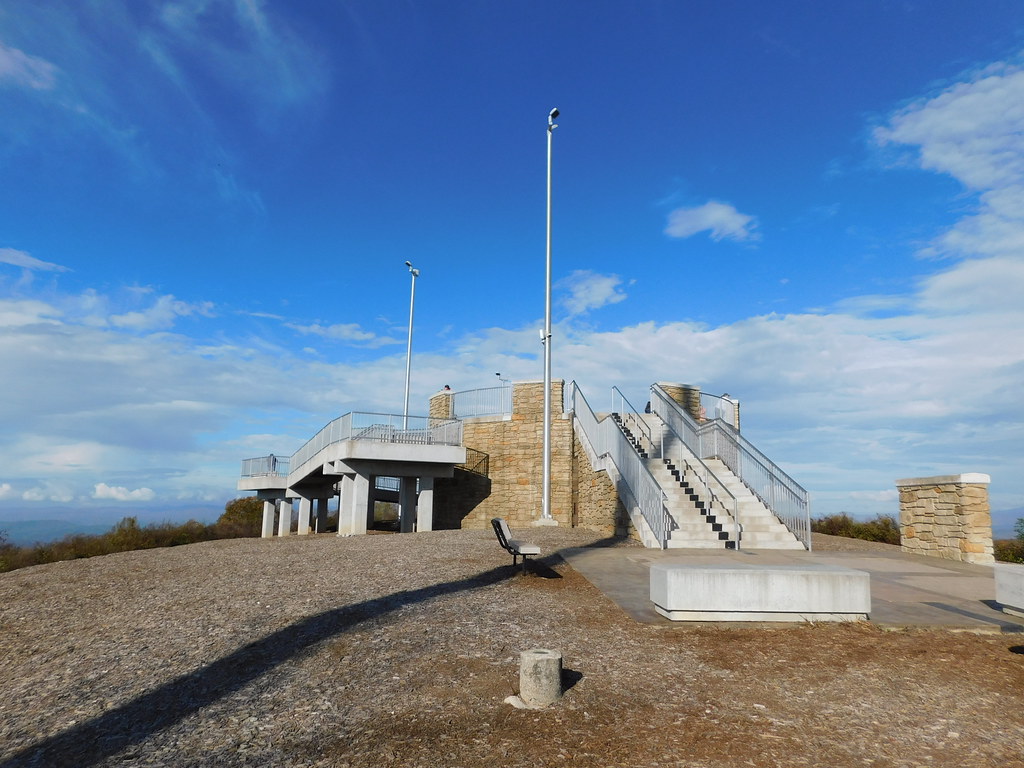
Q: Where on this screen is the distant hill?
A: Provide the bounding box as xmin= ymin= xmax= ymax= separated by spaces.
xmin=993 ymin=507 xmax=1023 ymax=539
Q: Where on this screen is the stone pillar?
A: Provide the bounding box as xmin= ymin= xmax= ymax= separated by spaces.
xmin=417 ymin=477 xmax=434 ymax=532
xmin=297 ymin=498 xmax=312 ymax=535
xmin=315 ymin=498 xmax=329 ymax=533
xmin=277 ymin=499 xmax=292 ymax=537
xmin=896 ymin=474 xmax=994 ymax=564
xmin=261 ymin=500 xmax=276 ymax=538
xmin=512 ymin=379 xmax=564 ymax=418
xmin=399 ymin=477 xmax=417 ymax=533
xmin=657 ymin=381 xmax=703 ymax=422
xmin=429 ymin=390 xmax=455 ymax=420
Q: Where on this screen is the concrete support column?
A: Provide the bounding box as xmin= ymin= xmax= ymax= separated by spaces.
xmin=354 ymin=473 xmax=371 ymax=535
xmin=261 ymin=500 xmax=275 ymax=538
xmin=297 ymin=498 xmax=312 ymax=535
xmin=399 ymin=477 xmax=417 ymax=533
xmin=315 ymin=498 xmax=330 ymax=533
xmin=277 ymin=499 xmax=292 ymax=537
xmin=417 ymin=477 xmax=434 ymax=532
xmin=337 ymin=475 xmax=356 ymax=536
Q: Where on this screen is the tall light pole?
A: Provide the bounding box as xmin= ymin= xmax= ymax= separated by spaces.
xmin=403 ymin=260 xmax=419 ymax=429
xmin=540 ymin=107 xmax=559 ymax=523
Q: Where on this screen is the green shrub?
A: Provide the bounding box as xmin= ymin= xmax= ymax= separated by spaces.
xmin=217 ymin=497 xmax=264 ymax=536
xmin=811 ymin=513 xmax=901 ymax=545
xmin=995 ymin=539 xmax=1024 ymax=564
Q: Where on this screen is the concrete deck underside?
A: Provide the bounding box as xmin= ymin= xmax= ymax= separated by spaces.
xmin=558 ymin=546 xmax=1024 ymax=632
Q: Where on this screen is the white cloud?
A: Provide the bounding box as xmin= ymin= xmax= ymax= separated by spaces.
xmin=0 ymin=247 xmax=69 ymax=272
xmin=93 ymin=483 xmax=156 ymax=502
xmin=876 ymin=61 xmax=1024 ymax=262
xmin=0 ymin=299 xmax=62 ymax=328
xmin=22 ymin=483 xmax=75 ymax=503
xmin=0 ymin=483 xmax=14 ymax=500
xmin=109 ymin=295 xmax=215 ymax=331
xmin=285 ymin=321 xmax=401 ymax=347
xmin=0 ymin=42 xmax=58 ymax=91
xmin=557 ymin=270 xmax=628 ymax=316
xmin=665 ymin=200 xmax=759 ymax=242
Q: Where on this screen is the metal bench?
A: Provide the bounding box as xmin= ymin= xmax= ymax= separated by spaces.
xmin=491 ymin=518 xmax=541 ymax=572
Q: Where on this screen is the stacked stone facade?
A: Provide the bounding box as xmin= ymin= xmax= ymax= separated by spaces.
xmin=896 ymin=474 xmax=994 ymax=564
xmin=432 ymin=380 xmax=625 ymax=536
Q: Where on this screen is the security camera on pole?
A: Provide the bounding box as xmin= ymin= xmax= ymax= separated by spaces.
xmin=537 ymin=108 xmax=559 ymax=527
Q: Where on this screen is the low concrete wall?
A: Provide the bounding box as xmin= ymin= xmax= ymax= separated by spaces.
xmin=649 ymin=563 xmax=871 ymax=622
xmin=995 ymin=563 xmax=1024 ymax=618
xmin=896 ymin=474 xmax=993 ymax=564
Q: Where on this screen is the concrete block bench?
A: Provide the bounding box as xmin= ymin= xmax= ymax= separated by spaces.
xmin=995 ymin=563 xmax=1024 ymax=618
xmin=650 ymin=563 xmax=871 ymax=622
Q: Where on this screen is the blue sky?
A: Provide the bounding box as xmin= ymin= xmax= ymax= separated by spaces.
xmin=2 ymin=1 xmax=1024 ymax=534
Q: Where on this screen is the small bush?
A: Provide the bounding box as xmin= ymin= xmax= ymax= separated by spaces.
xmin=995 ymin=539 xmax=1024 ymax=564
xmin=811 ymin=513 xmax=901 ymax=545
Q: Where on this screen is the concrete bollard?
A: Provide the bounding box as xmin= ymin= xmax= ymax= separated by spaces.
xmin=519 ymin=648 xmax=562 ymax=708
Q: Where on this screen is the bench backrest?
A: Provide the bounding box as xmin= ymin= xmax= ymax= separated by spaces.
xmin=491 ymin=517 xmax=514 ymax=552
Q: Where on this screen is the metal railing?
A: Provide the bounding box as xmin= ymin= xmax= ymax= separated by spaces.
xmin=570 ymin=382 xmax=669 ymax=548
xmin=656 ymin=420 xmax=741 ymax=546
xmin=240 ymin=455 xmax=291 ymax=478
xmin=288 ymin=411 xmax=462 ymax=475
xmin=651 ymin=384 xmax=811 ymax=549
xmin=450 ymin=385 xmax=512 ymax=419
xmin=611 ymin=386 xmax=652 ymax=454
xmin=700 ymin=392 xmax=739 ymax=430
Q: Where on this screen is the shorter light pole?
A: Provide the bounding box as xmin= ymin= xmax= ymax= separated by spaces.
xmin=402 ymin=260 xmax=420 ymax=429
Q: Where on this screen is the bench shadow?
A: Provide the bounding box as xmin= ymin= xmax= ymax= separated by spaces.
xmin=1 ymin=534 xmax=622 ymax=768
xmin=561 ymin=667 xmax=584 ymax=691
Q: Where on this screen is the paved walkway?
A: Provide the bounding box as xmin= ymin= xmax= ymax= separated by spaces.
xmin=559 ymin=545 xmax=1024 ymax=632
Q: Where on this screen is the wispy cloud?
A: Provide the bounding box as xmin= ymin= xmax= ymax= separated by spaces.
xmin=285 ymin=321 xmax=402 ymax=348
xmin=0 ymin=41 xmax=58 ymax=91
xmin=557 ymin=270 xmax=629 ymax=316
xmin=0 ymin=247 xmax=69 ymax=272
xmin=665 ymin=200 xmax=760 ymax=242
xmin=876 ymin=60 xmax=1024 ymax=262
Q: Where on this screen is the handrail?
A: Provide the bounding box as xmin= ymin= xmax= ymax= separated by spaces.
xmin=650 ymin=383 xmax=811 ymax=549
xmin=570 ymin=381 xmax=669 ymax=548
xmin=288 ymin=411 xmax=463 ymax=475
xmin=240 ymin=455 xmax=291 ymax=478
xmin=655 ymin=414 xmax=742 ymax=547
xmin=611 ymin=386 xmax=652 ymax=452
xmin=450 ymin=385 xmax=512 ymax=419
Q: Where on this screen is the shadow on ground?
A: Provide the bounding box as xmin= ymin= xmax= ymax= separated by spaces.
xmin=0 ymin=535 xmax=620 ymax=768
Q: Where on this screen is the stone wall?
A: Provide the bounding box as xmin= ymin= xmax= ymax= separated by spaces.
xmin=432 ymin=380 xmax=625 ymax=536
xmin=896 ymin=474 xmax=994 ymax=564
xmin=571 ymin=431 xmax=633 ymax=539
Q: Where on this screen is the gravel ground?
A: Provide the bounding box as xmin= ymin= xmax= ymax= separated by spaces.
xmin=1 ymin=528 xmax=1022 ymax=768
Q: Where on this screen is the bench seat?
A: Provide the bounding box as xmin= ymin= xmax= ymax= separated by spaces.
xmin=492 ymin=518 xmax=540 ymax=571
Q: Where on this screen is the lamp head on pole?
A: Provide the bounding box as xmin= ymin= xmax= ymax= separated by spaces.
xmin=548 ymin=107 xmax=559 ymax=131
xmin=405 ymin=260 xmax=419 ymax=277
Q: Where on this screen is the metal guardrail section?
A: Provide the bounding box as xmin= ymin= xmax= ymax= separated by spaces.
xmin=653 ymin=400 xmax=742 ymax=545
xmin=450 ymin=386 xmax=512 ymax=418
xmin=240 ymin=456 xmax=291 ymax=478
xmin=611 ymin=386 xmax=652 ymax=453
xmin=241 ymin=412 xmax=462 ymax=479
xmin=570 ymin=382 xmax=669 ymax=548
xmin=650 ymin=384 xmax=811 ymax=549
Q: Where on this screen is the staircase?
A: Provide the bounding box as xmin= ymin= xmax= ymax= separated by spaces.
xmin=610 ymin=409 xmax=803 ymax=550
